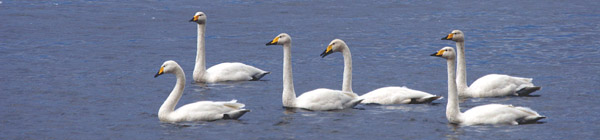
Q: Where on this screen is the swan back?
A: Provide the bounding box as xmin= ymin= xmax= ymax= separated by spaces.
xmin=461 ymin=104 xmax=544 ymax=125
xmin=295 ymin=88 xmax=359 ymax=111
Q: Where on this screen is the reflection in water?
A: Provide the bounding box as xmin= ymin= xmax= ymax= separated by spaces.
xmin=446 ymin=123 xmax=462 ymax=140
xmin=274 ymin=108 xmax=296 ymax=126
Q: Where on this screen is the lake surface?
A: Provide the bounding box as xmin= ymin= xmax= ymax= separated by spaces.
xmin=1 ymin=0 xmax=599 ymax=139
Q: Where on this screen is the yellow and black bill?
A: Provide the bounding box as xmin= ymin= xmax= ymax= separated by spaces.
xmin=154 ymin=67 xmax=164 ymax=78
xmin=441 ymin=33 xmax=453 ymax=40
xmin=189 ymin=15 xmax=205 ymax=24
xmin=320 ymin=44 xmax=334 ymax=58
xmin=266 ymin=36 xmax=279 ymax=45
xmin=430 ymin=49 xmax=445 ymax=57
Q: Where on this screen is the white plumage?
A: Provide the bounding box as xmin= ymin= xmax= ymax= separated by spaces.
xmin=361 ymin=86 xmax=441 ymax=104
xmin=266 ymin=33 xmax=362 ymax=111
xmin=442 ymin=30 xmax=540 ymax=97
xmin=295 ymin=88 xmax=360 ymax=111
xmin=432 ymin=47 xmax=545 ymax=125
xmin=461 ymin=104 xmax=544 ymax=125
xmin=203 ymin=62 xmax=269 ymax=82
xmin=190 ymin=11 xmax=269 ymax=83
xmin=465 ymin=74 xmax=536 ymax=97
xmin=154 ymin=60 xmax=249 ymax=122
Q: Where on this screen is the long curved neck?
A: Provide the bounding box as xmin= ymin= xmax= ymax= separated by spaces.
xmin=282 ymin=42 xmax=296 ymax=107
xmin=455 ymin=41 xmax=468 ymax=92
xmin=341 ymin=46 xmax=353 ymax=94
xmin=446 ymin=57 xmax=462 ymax=123
xmin=193 ymin=23 xmax=207 ymax=82
xmin=159 ymin=68 xmax=186 ymax=118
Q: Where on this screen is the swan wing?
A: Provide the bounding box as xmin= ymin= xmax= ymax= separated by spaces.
xmin=206 ymin=62 xmax=268 ymax=82
xmin=361 ymin=86 xmax=440 ymax=104
xmin=461 ymin=104 xmax=543 ymax=125
xmin=467 ymin=74 xmax=535 ymax=97
xmin=171 ymin=100 xmax=246 ymax=121
xmin=295 ymin=88 xmax=356 ymax=111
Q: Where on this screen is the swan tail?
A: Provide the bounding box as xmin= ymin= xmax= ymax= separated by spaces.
xmin=346 ymin=98 xmax=364 ymax=108
xmin=517 ymin=116 xmax=546 ymax=124
xmin=516 ymin=86 xmax=541 ymax=96
xmin=223 ymin=109 xmax=251 ymax=120
xmin=251 ymin=71 xmax=270 ymax=81
xmin=408 ymin=95 xmax=443 ymax=104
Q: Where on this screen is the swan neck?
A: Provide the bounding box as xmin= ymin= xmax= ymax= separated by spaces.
xmin=159 ymin=68 xmax=186 ymax=118
xmin=455 ymin=41 xmax=468 ymax=92
xmin=193 ymin=23 xmax=207 ymax=82
xmin=446 ymin=57 xmax=462 ymax=123
xmin=282 ymin=43 xmax=296 ymax=107
xmin=341 ymin=46 xmax=353 ymax=93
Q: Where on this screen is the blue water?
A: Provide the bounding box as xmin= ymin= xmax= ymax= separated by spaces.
xmin=1 ymin=0 xmax=599 ymax=139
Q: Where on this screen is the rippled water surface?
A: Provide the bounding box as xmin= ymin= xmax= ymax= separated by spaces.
xmin=1 ymin=0 xmax=599 ymax=139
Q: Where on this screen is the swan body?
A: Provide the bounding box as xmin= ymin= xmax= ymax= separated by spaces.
xmin=190 ymin=12 xmax=269 ymax=83
xmin=154 ymin=60 xmax=249 ymax=122
xmin=266 ymin=33 xmax=362 ymax=111
xmin=295 ymin=88 xmax=360 ymax=111
xmin=361 ymin=87 xmax=442 ymax=104
xmin=442 ymin=30 xmax=540 ymax=97
xmin=320 ymin=39 xmax=441 ymax=104
xmin=202 ymin=62 xmax=269 ymax=82
xmin=432 ymin=47 xmax=545 ymax=125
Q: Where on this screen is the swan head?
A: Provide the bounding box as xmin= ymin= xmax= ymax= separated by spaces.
xmin=154 ymin=60 xmax=180 ymax=78
xmin=441 ymin=30 xmax=464 ymax=42
xmin=430 ymin=47 xmax=455 ymax=60
xmin=189 ymin=12 xmax=207 ymax=24
xmin=320 ymin=39 xmax=347 ymax=58
xmin=266 ymin=33 xmax=291 ymax=46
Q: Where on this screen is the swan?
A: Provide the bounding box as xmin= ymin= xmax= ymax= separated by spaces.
xmin=154 ymin=60 xmax=250 ymax=122
xmin=189 ymin=12 xmax=269 ymax=83
xmin=319 ymin=39 xmax=442 ymax=104
xmin=431 ymin=47 xmax=545 ymax=125
xmin=265 ymin=33 xmax=362 ymax=111
xmin=442 ymin=30 xmax=541 ymax=97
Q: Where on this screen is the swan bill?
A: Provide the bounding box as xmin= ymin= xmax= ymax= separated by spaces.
xmin=441 ymin=33 xmax=453 ymax=40
xmin=154 ymin=67 xmax=164 ymax=78
xmin=430 ymin=50 xmax=445 ymax=57
xmin=320 ymin=45 xmax=334 ymax=58
xmin=189 ymin=15 xmax=205 ymax=24
xmin=266 ymin=36 xmax=280 ymax=45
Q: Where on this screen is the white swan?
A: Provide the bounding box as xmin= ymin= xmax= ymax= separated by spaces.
xmin=189 ymin=12 xmax=269 ymax=83
xmin=266 ymin=33 xmax=362 ymax=111
xmin=442 ymin=30 xmax=541 ymax=97
xmin=154 ymin=60 xmax=250 ymax=122
xmin=431 ymin=47 xmax=545 ymax=125
xmin=319 ymin=39 xmax=442 ymax=104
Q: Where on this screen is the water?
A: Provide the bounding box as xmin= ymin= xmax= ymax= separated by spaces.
xmin=1 ymin=0 xmax=599 ymax=139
